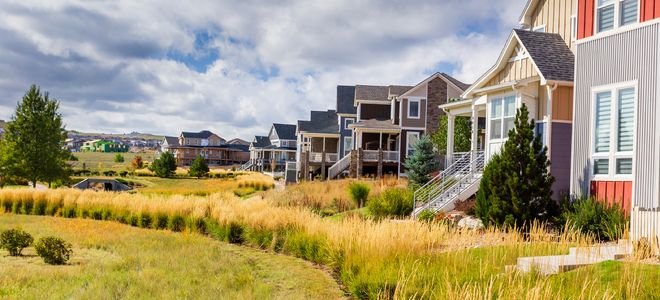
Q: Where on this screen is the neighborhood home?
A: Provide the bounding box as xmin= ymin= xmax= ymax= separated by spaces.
xmin=328 ymin=73 xmax=469 ymax=179
xmin=161 ymin=130 xmax=249 ymax=167
xmin=569 ymin=0 xmax=660 ymax=243
xmin=296 ymin=110 xmax=340 ymax=181
xmin=415 ymin=0 xmax=577 ymax=216
xmin=243 ymin=123 xmax=297 ymax=173
xmin=80 ymin=139 xmax=130 ymax=152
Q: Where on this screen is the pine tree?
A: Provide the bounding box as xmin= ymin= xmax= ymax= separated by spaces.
xmin=0 ymin=85 xmax=70 ymax=188
xmin=475 ymin=104 xmax=555 ymax=229
xmin=189 ymin=155 xmax=209 ymax=178
xmin=150 ymin=152 xmax=177 ymax=178
xmin=404 ymin=134 xmax=439 ymax=188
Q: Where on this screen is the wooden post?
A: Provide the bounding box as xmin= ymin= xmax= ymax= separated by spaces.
xmin=377 ymin=148 xmax=383 ymax=179
xmin=321 ymin=137 xmax=326 ymax=180
xmin=357 ymin=148 xmax=363 ymax=179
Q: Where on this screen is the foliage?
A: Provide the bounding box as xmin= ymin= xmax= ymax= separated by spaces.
xmin=561 ymin=197 xmax=628 ymax=241
xmin=366 ymin=188 xmax=413 ymax=219
xmin=417 ymin=209 xmax=437 ymax=223
xmin=34 ymin=236 xmax=73 ymax=265
xmin=348 ymin=182 xmax=370 ymax=208
xmin=131 ymin=155 xmax=144 ymax=169
xmin=404 ymin=135 xmax=439 ymax=188
xmin=149 ymin=152 xmax=177 ymax=178
xmin=475 ymin=104 xmax=556 ymax=229
xmin=114 ymin=153 xmax=125 ymax=163
xmin=432 ymin=115 xmax=472 ymax=155
xmin=0 ymin=85 xmax=70 ymax=187
xmin=188 ymin=155 xmax=210 ymax=178
xmin=0 ymin=228 xmax=33 ymax=256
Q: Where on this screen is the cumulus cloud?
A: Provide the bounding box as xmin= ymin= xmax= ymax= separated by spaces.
xmin=0 ymin=0 xmax=526 ymax=140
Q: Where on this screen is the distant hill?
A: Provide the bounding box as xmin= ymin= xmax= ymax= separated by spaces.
xmin=68 ymin=130 xmax=164 ymax=141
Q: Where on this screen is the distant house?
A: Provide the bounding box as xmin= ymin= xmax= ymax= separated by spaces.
xmin=80 ymin=139 xmax=129 ymax=153
xmin=227 ymin=138 xmax=250 ymax=146
xmin=160 ymin=130 xmax=248 ymax=166
xmin=296 ymin=110 xmax=340 ymax=181
xmin=244 ymin=124 xmax=297 ymax=172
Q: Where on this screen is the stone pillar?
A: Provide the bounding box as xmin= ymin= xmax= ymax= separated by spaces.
xmin=321 ymin=152 xmax=326 ymax=181
xmin=349 ymin=150 xmax=358 ymax=178
xmin=377 ymin=148 xmax=383 ymax=179
xmin=357 ymin=148 xmax=363 ymax=179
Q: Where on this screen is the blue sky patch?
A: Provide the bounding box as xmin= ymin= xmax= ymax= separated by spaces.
xmin=166 ymin=30 xmax=220 ymax=73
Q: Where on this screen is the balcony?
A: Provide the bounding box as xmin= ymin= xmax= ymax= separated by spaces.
xmin=363 ymin=150 xmax=399 ymax=162
xmin=309 ymin=152 xmax=338 ymax=163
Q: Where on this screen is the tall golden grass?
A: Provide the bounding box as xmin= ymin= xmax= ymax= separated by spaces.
xmin=0 ymin=187 xmax=657 ymax=299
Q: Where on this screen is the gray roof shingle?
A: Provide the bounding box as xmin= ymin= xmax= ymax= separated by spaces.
xmin=388 ymin=85 xmax=413 ymax=97
xmin=514 ymin=29 xmax=575 ymax=82
xmin=272 ymin=123 xmax=297 ymax=140
xmin=164 ymin=136 xmax=179 ymax=146
xmin=252 ymin=136 xmax=271 ymax=148
xmin=440 ymin=73 xmax=471 ymax=91
xmin=181 ymin=130 xmax=216 ymax=139
xmin=355 ymin=85 xmax=389 ymax=101
xmin=336 ymin=85 xmax=357 ymax=114
xmin=297 ymin=110 xmax=339 ymax=134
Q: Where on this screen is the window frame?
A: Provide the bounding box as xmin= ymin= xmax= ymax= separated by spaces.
xmin=590 ymin=81 xmax=637 ymax=180
xmin=344 ymin=118 xmax=355 ymax=130
xmin=595 ymin=0 xmax=640 ymax=34
xmin=407 ymin=99 xmax=421 ymax=119
xmin=406 ymin=132 xmax=420 ymax=157
xmin=488 ymin=93 xmax=517 ymax=143
xmin=343 ymin=136 xmax=353 ymax=156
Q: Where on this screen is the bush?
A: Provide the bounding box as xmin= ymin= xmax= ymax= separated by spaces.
xmin=561 ymin=197 xmax=628 ymax=241
xmin=168 ymin=214 xmax=186 ymax=232
xmin=367 ymin=188 xmax=413 ymax=219
xmin=417 ymin=209 xmax=436 ymax=223
xmin=150 ymin=152 xmax=177 ymax=178
xmin=102 ymin=170 xmax=117 ymax=177
xmin=34 ymin=236 xmax=73 ymax=265
xmin=348 ymin=182 xmax=370 ymax=208
xmin=0 ymin=228 xmax=34 ymax=256
xmin=131 ymin=156 xmax=144 ymax=169
xmin=119 ymin=170 xmax=129 ymax=177
xmin=189 ymin=155 xmax=209 ymax=178
xmin=114 ymin=153 xmax=125 ymax=163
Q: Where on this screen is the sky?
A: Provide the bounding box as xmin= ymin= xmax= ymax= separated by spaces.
xmin=0 ymin=0 xmax=527 ymax=141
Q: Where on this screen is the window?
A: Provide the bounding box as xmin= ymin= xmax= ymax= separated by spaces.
xmin=408 ymin=99 xmax=420 ymax=118
xmin=344 ymin=118 xmax=354 ymax=130
xmin=596 ymin=0 xmax=638 ymax=33
xmin=592 ymin=84 xmax=636 ymax=177
xmin=344 ymin=136 xmax=353 ymax=156
xmin=489 ymin=95 xmax=516 ymax=140
xmin=406 ymin=132 xmax=419 ymax=157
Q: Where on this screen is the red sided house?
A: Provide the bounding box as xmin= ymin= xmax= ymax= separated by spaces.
xmin=570 ymin=0 xmax=659 ymax=243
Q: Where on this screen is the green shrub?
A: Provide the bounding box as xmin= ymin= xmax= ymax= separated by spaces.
xmin=155 ymin=213 xmax=169 ymax=229
xmin=114 ymin=153 xmax=125 ymax=163
xmin=417 ymin=209 xmax=436 ymax=223
xmin=348 ymin=182 xmax=370 ymax=208
xmin=561 ymin=197 xmax=628 ymax=241
xmin=168 ymin=214 xmax=186 ymax=232
xmin=367 ymin=188 xmax=413 ymax=219
xmin=227 ymin=222 xmax=244 ymax=244
xmin=31 ymin=198 xmax=47 ymax=215
xmin=34 ymin=236 xmax=73 ymax=265
xmin=138 ymin=212 xmax=153 ymax=228
xmin=0 ymin=228 xmax=34 ymax=256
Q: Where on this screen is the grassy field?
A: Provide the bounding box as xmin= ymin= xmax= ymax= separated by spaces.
xmin=0 ymin=214 xmax=344 ymax=299
xmin=70 ymin=152 xmax=156 ymax=172
xmin=0 ymin=181 xmax=657 ymax=299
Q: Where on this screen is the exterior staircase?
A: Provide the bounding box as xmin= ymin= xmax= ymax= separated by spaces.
xmin=240 ymin=161 xmax=253 ymax=171
xmin=412 ymin=151 xmax=485 ymax=217
xmin=328 ymin=153 xmax=351 ymax=180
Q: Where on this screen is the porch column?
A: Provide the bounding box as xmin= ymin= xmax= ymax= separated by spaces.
xmin=447 ymin=114 xmax=455 ymax=165
xmin=470 ymin=105 xmax=479 ymax=171
xmin=321 ymin=137 xmax=326 ymax=180
xmin=378 ymin=132 xmax=383 ymax=179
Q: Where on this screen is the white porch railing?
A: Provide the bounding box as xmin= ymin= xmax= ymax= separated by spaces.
xmin=362 ymin=150 xmax=399 ymax=162
xmin=383 ymin=151 xmax=399 ymax=162
xmin=447 ymin=151 xmax=469 ymax=166
xmin=309 ymin=152 xmax=339 ymax=163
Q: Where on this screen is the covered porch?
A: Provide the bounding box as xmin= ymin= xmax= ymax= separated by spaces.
xmin=440 ymin=99 xmax=486 ymax=166
xmin=350 ymin=120 xmax=401 ymax=163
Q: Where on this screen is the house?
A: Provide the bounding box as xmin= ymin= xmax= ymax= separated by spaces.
xmin=296 ymin=110 xmax=340 ymax=181
xmin=336 ymin=85 xmax=357 ymax=158
xmin=244 ymin=123 xmax=297 ymax=172
xmin=415 ymin=0 xmax=577 ymax=215
xmin=569 ymin=0 xmax=659 ymax=243
xmin=227 ymin=138 xmax=250 ymax=146
xmin=161 ymin=130 xmax=248 ymax=167
xmin=80 ymin=139 xmax=130 ymax=152
xmin=327 ymin=73 xmax=469 ymax=179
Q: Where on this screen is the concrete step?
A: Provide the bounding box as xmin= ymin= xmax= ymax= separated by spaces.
xmin=515 ymin=243 xmax=633 ymax=275
xmin=568 ymin=244 xmax=632 ymax=260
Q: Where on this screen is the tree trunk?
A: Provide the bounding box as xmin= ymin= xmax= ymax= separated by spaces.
xmin=32 ymin=180 xmax=36 ymax=188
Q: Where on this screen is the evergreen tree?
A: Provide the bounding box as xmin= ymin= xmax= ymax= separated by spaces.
xmin=114 ymin=153 xmax=125 ymax=163
xmin=404 ymin=134 xmax=439 ymax=188
xmin=189 ymin=155 xmax=209 ymax=178
xmin=150 ymin=152 xmax=177 ymax=178
xmin=0 ymin=85 xmax=70 ymax=188
xmin=475 ymin=104 xmax=556 ymax=229
xmin=432 ymin=115 xmax=472 ymax=155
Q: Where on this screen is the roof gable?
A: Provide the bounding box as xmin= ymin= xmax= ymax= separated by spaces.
xmin=251 ymin=136 xmax=271 ymax=148
xmin=272 ymin=123 xmax=297 ymax=140
xmin=463 ymin=30 xmax=574 ymax=98
xmin=519 ymin=0 xmax=539 ymax=26
xmin=400 ymin=72 xmax=470 ymax=98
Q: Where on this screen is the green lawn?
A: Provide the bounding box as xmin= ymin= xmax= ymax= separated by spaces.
xmin=70 ymin=152 xmax=156 ymax=172
xmin=0 ymin=214 xmax=344 ymax=299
